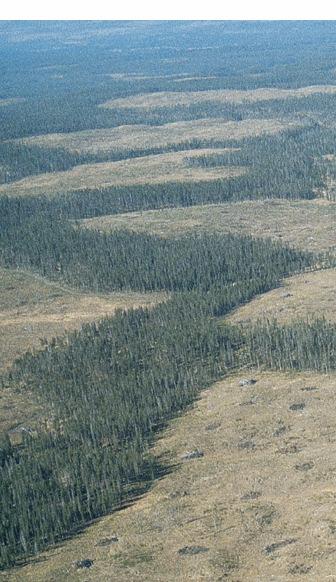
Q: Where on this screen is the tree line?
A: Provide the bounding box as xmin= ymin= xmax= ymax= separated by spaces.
xmin=0 ymin=218 xmax=322 ymax=567
xmin=1 ymin=123 xmax=334 ymax=222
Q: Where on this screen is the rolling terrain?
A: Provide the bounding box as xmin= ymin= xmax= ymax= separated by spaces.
xmin=1 ymin=20 xmax=336 ymax=581
xmin=0 ymin=268 xmax=166 ymax=371
xmin=14 ymin=118 xmax=297 ymax=156
xmin=81 ymin=198 xmax=336 ymax=255
xmin=100 ymin=85 xmax=336 ymax=110
xmin=2 ymin=263 xmax=336 ymax=581
xmin=3 ymin=371 xmax=336 ymax=582
xmin=0 ymin=267 xmax=165 ymax=442
xmin=0 ymin=148 xmax=245 ymax=198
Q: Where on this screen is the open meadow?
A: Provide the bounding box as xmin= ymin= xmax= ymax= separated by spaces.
xmin=101 ymin=85 xmax=336 ymax=110
xmin=14 ymin=118 xmax=299 ymax=156
xmin=0 ymin=148 xmax=245 ymax=198
xmin=81 ymin=198 xmax=336 ymax=255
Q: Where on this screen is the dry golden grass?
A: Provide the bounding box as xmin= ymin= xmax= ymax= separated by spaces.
xmin=0 ymin=268 xmax=165 ymax=371
xmin=101 ymin=85 xmax=336 ymax=110
xmin=81 ymin=198 xmax=336 ymax=255
xmin=0 ymin=148 xmax=245 ymax=198
xmin=0 ymin=267 xmax=166 ymax=433
xmin=15 ymin=118 xmax=299 ymax=156
xmin=227 ymin=268 xmax=336 ymax=327
xmin=5 ymin=370 xmax=336 ymax=581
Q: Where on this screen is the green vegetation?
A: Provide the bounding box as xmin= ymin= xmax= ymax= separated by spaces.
xmin=0 ymin=138 xmax=230 ymax=185
xmin=0 ymin=233 xmax=333 ymax=567
xmin=0 ymin=218 xmax=317 ymax=567
xmin=1 ymin=210 xmax=313 ymax=293
xmin=1 ymin=124 xmax=334 ymax=221
xmin=1 ymin=20 xmax=336 ymax=574
xmin=243 ymin=317 xmax=336 ymax=372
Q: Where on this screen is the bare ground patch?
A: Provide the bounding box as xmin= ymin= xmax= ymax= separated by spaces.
xmin=15 ymin=118 xmax=299 ymax=156
xmin=4 ymin=370 xmax=336 ymax=581
xmin=0 ymin=149 xmax=245 ymax=198
xmin=100 ymin=85 xmax=336 ymax=110
xmin=81 ymin=198 xmax=336 ymax=255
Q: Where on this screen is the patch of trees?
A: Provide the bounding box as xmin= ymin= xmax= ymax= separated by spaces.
xmin=0 ymin=138 xmax=236 ymax=185
xmin=1 ymin=292 xmax=335 ymax=567
xmin=1 ymin=124 xmax=333 ymax=221
xmin=186 ymin=125 xmax=333 ymax=201
xmin=0 ymin=213 xmax=314 ymax=293
xmin=0 ymin=292 xmax=242 ymax=566
xmin=0 ymin=223 xmax=318 ymax=567
xmin=0 ymin=96 xmax=245 ymax=141
xmin=2 ymin=19 xmax=336 ymax=570
xmin=242 ymin=317 xmax=336 ymax=373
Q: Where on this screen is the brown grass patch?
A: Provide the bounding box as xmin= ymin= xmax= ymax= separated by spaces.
xmin=0 ymin=268 xmax=165 ymax=371
xmin=14 ymin=118 xmax=296 ymax=156
xmin=6 ymin=370 xmax=336 ymax=581
xmin=101 ymin=85 xmax=336 ymax=110
xmin=81 ymin=198 xmax=336 ymax=255
xmin=0 ymin=268 xmax=166 ymax=433
xmin=227 ymin=268 xmax=336 ymax=327
xmin=0 ymin=148 xmax=245 ymax=198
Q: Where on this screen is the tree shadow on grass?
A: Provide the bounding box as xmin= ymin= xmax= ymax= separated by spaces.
xmin=7 ymin=455 xmax=175 ymax=574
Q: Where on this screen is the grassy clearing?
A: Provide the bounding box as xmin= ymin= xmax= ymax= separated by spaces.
xmin=0 ymin=268 xmax=165 ymax=434
xmin=100 ymin=85 xmax=336 ymax=110
xmin=227 ymin=268 xmax=336 ymax=327
xmin=15 ymin=118 xmax=299 ymax=156
xmin=5 ymin=370 xmax=336 ymax=581
xmin=0 ymin=149 xmax=245 ymax=198
xmin=0 ymin=268 xmax=166 ymax=371
xmin=81 ymin=198 xmax=336 ymax=255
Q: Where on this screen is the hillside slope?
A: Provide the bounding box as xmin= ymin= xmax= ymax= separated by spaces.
xmin=81 ymin=199 xmax=336 ymax=255
xmin=4 ymin=370 xmax=336 ymax=582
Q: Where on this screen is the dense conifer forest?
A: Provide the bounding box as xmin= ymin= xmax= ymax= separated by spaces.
xmin=1 ymin=20 xmax=336 ymax=572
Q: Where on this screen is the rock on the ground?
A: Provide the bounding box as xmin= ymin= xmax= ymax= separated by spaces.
xmin=181 ymin=449 xmax=204 ymax=461
xmin=239 ymin=378 xmax=257 ymax=386
xmin=74 ymin=559 xmax=94 ymax=569
xmin=178 ymin=546 xmax=209 ymax=556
